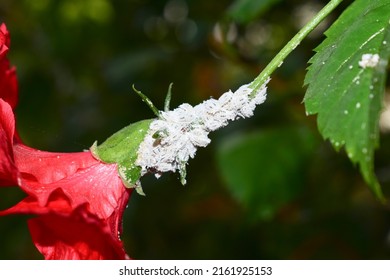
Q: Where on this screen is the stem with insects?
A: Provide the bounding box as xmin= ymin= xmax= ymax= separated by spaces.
xmin=249 ymin=0 xmax=344 ymax=96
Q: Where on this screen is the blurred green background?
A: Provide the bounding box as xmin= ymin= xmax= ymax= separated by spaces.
xmin=1 ymin=0 xmax=390 ymax=259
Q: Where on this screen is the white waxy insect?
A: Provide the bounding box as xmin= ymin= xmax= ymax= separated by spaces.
xmin=358 ymin=53 xmax=380 ymax=69
xmin=136 ymin=79 xmax=269 ymax=184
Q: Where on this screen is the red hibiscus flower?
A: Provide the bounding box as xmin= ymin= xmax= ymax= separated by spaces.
xmin=0 ymin=23 xmax=132 ymax=260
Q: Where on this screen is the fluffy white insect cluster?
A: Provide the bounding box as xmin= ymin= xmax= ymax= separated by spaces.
xmin=136 ymin=80 xmax=269 ymax=183
xmin=358 ymin=53 xmax=380 ymax=69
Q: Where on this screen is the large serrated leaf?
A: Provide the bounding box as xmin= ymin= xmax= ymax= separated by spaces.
xmin=304 ymin=0 xmax=390 ymax=201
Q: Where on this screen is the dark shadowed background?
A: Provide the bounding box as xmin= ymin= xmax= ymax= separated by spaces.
xmin=1 ymin=0 xmax=390 ymax=259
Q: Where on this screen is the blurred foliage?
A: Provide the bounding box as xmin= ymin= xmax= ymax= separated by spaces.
xmin=0 ymin=0 xmax=390 ymax=260
xmin=217 ymin=126 xmax=317 ymax=221
xmin=227 ymin=0 xmax=282 ymax=24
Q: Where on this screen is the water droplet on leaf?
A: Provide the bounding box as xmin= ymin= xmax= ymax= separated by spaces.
xmin=356 ymin=102 xmax=361 ymax=109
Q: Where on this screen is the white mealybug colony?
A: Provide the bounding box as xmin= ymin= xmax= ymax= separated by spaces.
xmin=358 ymin=53 xmax=380 ymax=69
xmin=136 ymin=79 xmax=269 ymax=184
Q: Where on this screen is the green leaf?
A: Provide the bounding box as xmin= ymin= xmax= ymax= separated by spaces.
xmin=90 ymin=119 xmax=153 ymax=188
xmin=216 ymin=126 xmax=316 ymax=221
xmin=227 ymin=0 xmax=282 ymax=24
xmin=304 ymin=0 xmax=390 ymax=201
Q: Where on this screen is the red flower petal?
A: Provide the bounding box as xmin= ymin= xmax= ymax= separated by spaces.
xmin=0 ymin=99 xmax=19 ymax=186
xmin=0 ymin=64 xmax=18 ymax=109
xmin=0 ymin=22 xmax=18 ymax=186
xmin=13 ymin=144 xmax=131 ymax=220
xmin=14 ymin=144 xmax=98 ymax=184
xmin=1 ymin=188 xmax=73 ymax=215
xmin=0 ymin=23 xmax=10 ymax=57
xmin=0 ymin=24 xmax=18 ymax=109
xmin=0 ymin=22 xmax=132 ymax=260
xmin=28 ymin=204 xmax=130 ymax=260
xmin=1 ymin=186 xmax=131 ymax=259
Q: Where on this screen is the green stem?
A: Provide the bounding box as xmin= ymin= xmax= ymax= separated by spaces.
xmin=132 ymin=84 xmax=160 ymax=117
xmin=250 ymin=0 xmax=344 ymax=93
xmin=164 ymin=83 xmax=173 ymax=112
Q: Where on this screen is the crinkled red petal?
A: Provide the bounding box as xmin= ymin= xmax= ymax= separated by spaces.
xmin=0 ymin=99 xmax=18 ymax=186
xmin=0 ymin=23 xmax=10 ymax=57
xmin=13 ymin=144 xmax=131 ymax=220
xmin=0 ymin=22 xmax=132 ymax=260
xmin=28 ymin=204 xmax=130 ymax=260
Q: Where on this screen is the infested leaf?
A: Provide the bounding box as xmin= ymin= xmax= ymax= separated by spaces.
xmin=304 ymin=0 xmax=390 ymax=201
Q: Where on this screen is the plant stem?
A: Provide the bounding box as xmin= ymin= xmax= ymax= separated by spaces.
xmin=250 ymin=0 xmax=344 ymax=94
xmin=132 ymin=84 xmax=161 ymax=117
